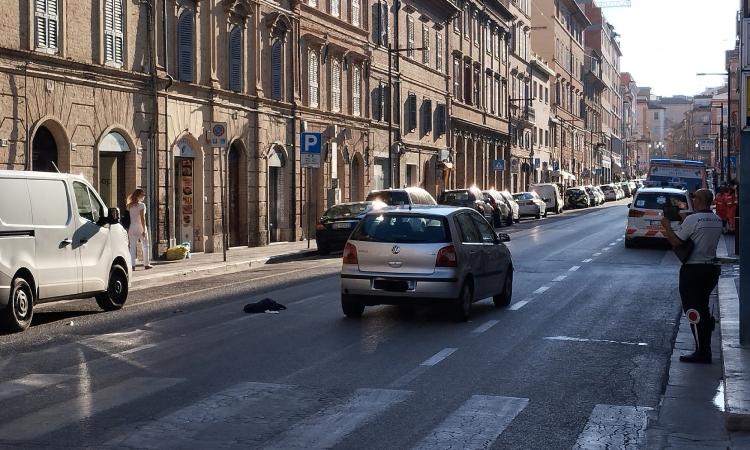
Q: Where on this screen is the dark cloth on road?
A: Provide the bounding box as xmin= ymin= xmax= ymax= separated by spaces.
xmin=243 ymin=298 xmax=287 ymax=314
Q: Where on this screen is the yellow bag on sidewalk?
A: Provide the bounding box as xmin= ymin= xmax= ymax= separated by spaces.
xmin=165 ymin=245 xmax=189 ymax=261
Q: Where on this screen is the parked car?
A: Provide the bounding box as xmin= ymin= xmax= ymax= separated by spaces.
xmin=482 ymin=189 xmax=512 ymax=227
xmin=613 ymin=184 xmax=625 ymax=200
xmin=624 ymin=187 xmax=693 ymax=248
xmin=530 ymin=183 xmax=564 ymax=214
xmin=599 ymin=184 xmax=618 ymax=201
xmin=593 ymin=186 xmax=607 ymax=203
xmin=437 ymin=188 xmax=494 ymax=225
xmin=498 ymin=190 xmax=520 ymax=223
xmin=0 ymin=171 xmax=130 ymax=332
xmin=619 ymin=182 xmax=633 ymax=198
xmin=512 ymin=191 xmax=547 ymax=219
xmin=584 ymin=185 xmax=603 ymax=206
xmin=365 ymin=187 xmax=436 ymax=207
xmin=340 ymin=206 xmax=514 ymax=321
xmin=565 ymin=187 xmax=590 ymax=209
xmin=316 ymin=201 xmax=385 ymax=255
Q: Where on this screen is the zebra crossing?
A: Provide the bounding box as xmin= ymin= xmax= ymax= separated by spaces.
xmin=0 ymin=370 xmax=654 ymax=449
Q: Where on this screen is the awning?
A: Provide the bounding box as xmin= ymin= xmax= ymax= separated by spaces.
xmin=551 ymin=169 xmax=576 ymax=181
xmin=612 ymin=161 xmax=623 ymax=175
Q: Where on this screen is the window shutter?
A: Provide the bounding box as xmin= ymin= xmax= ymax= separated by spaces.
xmin=381 ymin=3 xmax=389 ymax=45
xmin=104 ymin=0 xmax=124 ymax=65
xmin=422 ymin=25 xmax=429 ymax=64
xmin=352 ymin=66 xmax=361 ymax=117
xmin=331 ymin=0 xmax=339 ymax=17
xmin=35 ymin=0 xmax=58 ymax=51
xmin=177 ymin=11 xmax=194 ymax=82
xmin=332 ymin=60 xmax=341 ymax=112
xmin=423 ymin=99 xmax=432 ymax=134
xmin=113 ymin=0 xmax=123 ymax=64
xmin=408 ymin=94 xmax=417 ymax=131
xmin=228 ymin=27 xmax=242 ymax=92
xmin=309 ymin=50 xmax=319 ymax=107
xmin=436 ymin=34 xmax=442 ymax=72
xmin=351 ymin=0 xmax=360 ymax=26
xmin=436 ymin=104 xmax=446 ymax=136
xmin=271 ymin=41 xmax=282 ymax=99
xmin=407 ymin=18 xmax=414 ymax=57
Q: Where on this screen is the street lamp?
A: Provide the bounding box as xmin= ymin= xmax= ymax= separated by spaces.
xmin=387 ymin=44 xmax=425 ymax=188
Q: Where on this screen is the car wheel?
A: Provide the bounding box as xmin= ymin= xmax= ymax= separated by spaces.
xmin=624 ymin=238 xmax=636 ymax=249
xmin=543 ymin=209 xmax=548 ymax=218
xmin=454 ymin=282 xmax=473 ymax=322
xmin=1 ymin=277 xmax=34 ymax=332
xmin=535 ymin=211 xmax=541 ymax=219
xmin=493 ymin=267 xmax=513 ymax=308
xmin=341 ymin=294 xmax=365 ymax=317
xmin=514 ymin=216 xmax=520 ymax=224
xmin=507 ymin=213 xmax=514 ymax=226
xmin=317 ymin=245 xmax=330 ymax=256
xmin=95 ymin=264 xmax=129 ymax=311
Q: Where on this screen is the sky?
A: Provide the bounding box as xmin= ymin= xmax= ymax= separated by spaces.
xmin=603 ymin=0 xmax=738 ymax=97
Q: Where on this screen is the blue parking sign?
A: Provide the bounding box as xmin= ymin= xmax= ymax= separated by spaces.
xmin=300 ymin=132 xmax=322 ymax=168
xmin=492 ymin=160 xmax=505 ymax=171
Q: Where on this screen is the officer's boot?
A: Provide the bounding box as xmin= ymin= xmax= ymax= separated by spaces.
xmin=680 ymin=319 xmax=712 ymax=364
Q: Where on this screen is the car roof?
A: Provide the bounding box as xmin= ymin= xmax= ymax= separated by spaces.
xmin=329 ymin=201 xmax=372 ymax=207
xmin=0 ymin=169 xmax=86 ymax=182
xmin=363 ymin=205 xmax=468 ymax=217
xmin=635 ymin=187 xmax=688 ymax=195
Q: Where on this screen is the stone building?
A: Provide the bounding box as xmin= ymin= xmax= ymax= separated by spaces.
xmin=449 ymin=0 xmax=513 ymax=192
xmin=620 ymin=72 xmax=638 ymax=178
xmin=530 ymin=55 xmax=554 ymax=183
xmin=531 ymin=0 xmax=590 ymax=186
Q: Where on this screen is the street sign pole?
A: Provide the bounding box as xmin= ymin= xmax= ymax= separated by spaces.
xmin=210 ymin=122 xmax=228 ymax=262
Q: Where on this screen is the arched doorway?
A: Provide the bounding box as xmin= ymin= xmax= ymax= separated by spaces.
xmin=32 ymin=126 xmax=58 ymax=172
xmin=350 ymin=153 xmax=364 ymax=201
xmin=267 ymin=146 xmax=285 ymax=243
xmin=98 ymin=131 xmax=130 ymax=209
xmin=227 ymin=142 xmax=247 ymax=247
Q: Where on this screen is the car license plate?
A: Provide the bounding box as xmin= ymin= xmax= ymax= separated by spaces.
xmin=650 ymin=220 xmax=662 ymax=226
xmin=332 ymin=222 xmax=351 ymax=229
xmin=373 ymin=279 xmax=413 ymax=292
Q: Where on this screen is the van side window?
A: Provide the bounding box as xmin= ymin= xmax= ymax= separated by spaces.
xmin=0 ymin=178 xmax=32 ymax=225
xmin=73 ymin=182 xmax=100 ymax=223
xmin=27 ymin=179 xmax=70 ymax=226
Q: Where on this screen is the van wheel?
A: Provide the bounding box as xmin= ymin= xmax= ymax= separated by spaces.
xmin=624 ymin=238 xmax=636 ymax=249
xmin=341 ymin=294 xmax=365 ymax=317
xmin=95 ymin=265 xmax=129 ymax=311
xmin=493 ymin=267 xmax=514 ymax=308
xmin=454 ymin=283 xmax=473 ymax=322
xmin=1 ymin=277 xmax=34 ymax=332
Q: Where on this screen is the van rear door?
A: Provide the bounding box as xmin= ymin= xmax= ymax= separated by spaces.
xmin=25 ymin=178 xmax=80 ymax=299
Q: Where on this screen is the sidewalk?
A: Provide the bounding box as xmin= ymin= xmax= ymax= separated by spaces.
xmin=129 ymin=240 xmax=319 ymax=292
xmin=645 ymin=234 xmax=750 ymax=448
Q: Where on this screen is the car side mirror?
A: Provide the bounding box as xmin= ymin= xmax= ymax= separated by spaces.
xmin=627 ymin=203 xmax=631 ymax=208
xmin=496 ymin=232 xmax=511 ymax=243
xmin=107 ymin=207 xmax=121 ymax=225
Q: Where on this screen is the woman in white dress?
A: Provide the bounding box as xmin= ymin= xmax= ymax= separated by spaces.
xmin=126 ymin=188 xmax=153 ymax=271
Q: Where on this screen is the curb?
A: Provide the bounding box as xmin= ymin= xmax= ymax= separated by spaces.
xmin=129 ymin=249 xmax=320 ymax=292
xmin=718 ymin=274 xmax=750 ymax=431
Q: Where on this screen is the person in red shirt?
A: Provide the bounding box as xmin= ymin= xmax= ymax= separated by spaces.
xmin=726 ymin=185 xmax=737 ymax=233
xmin=714 ymin=186 xmax=729 ymax=233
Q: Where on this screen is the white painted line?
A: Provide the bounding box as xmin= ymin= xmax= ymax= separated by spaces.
xmin=0 ymin=374 xmax=76 ymax=402
xmin=573 ymin=405 xmax=652 ymax=449
xmin=267 ymin=388 xmax=412 ymax=449
xmin=0 ymin=377 xmax=183 ymax=441
xmin=593 ymin=253 xmax=602 ymax=256
xmin=421 ymin=348 xmax=458 ymax=366
xmin=582 ymin=258 xmax=593 ymax=263
xmin=412 ymin=395 xmax=529 ymax=450
xmin=616 ymin=238 xmax=623 ymax=242
xmin=472 ymin=320 xmax=499 ymax=334
xmin=509 ymin=300 xmax=530 ymax=311
xmin=533 ymin=286 xmax=550 ymax=294
xmin=552 ymin=275 xmax=567 ymax=282
xmin=569 ymin=266 xmax=580 ymax=272
xmin=544 ymin=336 xmax=648 ymax=346
xmin=602 ymin=247 xmax=611 ymax=252
xmin=119 ymin=343 xmax=157 ymax=355
xmin=609 ymin=242 xmax=617 ymax=246
xmin=107 ymin=382 xmax=293 ymax=449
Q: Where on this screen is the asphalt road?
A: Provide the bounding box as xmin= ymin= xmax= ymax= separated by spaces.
xmin=0 ymin=199 xmax=683 ymax=449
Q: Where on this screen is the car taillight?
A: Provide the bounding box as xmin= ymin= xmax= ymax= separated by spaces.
xmin=316 ymin=223 xmax=327 ymax=231
xmin=343 ymin=242 xmax=358 ymax=264
xmin=628 ymin=209 xmax=645 ymax=217
xmin=436 ymin=245 xmax=457 ymax=267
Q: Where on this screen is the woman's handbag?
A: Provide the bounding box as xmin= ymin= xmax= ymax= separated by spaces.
xmin=674 ymin=238 xmax=695 ymax=264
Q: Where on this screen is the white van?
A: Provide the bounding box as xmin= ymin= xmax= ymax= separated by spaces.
xmin=530 ymin=183 xmax=564 ymax=214
xmin=0 ymin=171 xmax=131 ymax=332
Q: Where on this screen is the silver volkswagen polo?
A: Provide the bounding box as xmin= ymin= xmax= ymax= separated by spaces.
xmin=340 ymin=206 xmax=514 ymax=321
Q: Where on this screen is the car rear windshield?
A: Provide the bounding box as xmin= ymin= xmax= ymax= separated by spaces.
xmin=366 ymin=191 xmax=410 ymax=205
xmin=513 ymin=193 xmax=533 ymax=201
xmin=633 ymin=192 xmax=689 ymax=210
xmin=350 ymin=214 xmax=450 ymax=243
xmin=323 ymin=203 xmax=369 ymax=219
xmin=438 ymin=191 xmax=471 ymax=203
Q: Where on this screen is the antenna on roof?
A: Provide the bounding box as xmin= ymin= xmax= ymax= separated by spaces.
xmin=49 ymin=161 xmax=61 ymax=173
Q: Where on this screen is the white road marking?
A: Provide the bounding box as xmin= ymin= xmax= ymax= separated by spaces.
xmin=421 ymin=348 xmax=458 ymax=366
xmin=267 ymin=388 xmax=412 ymax=449
xmin=107 ymin=382 xmax=293 ymax=449
xmin=573 ymin=405 xmax=652 ymax=449
xmin=544 ymin=336 xmax=648 ymax=346
xmin=582 ymin=258 xmax=593 ymax=263
xmin=603 ymin=247 xmax=611 ymax=251
xmin=569 ymin=266 xmax=581 ymax=272
xmin=533 ymin=286 xmax=550 ymax=294
xmin=609 ymin=242 xmax=617 ymax=246
xmin=0 ymin=374 xmax=76 ymax=402
xmin=616 ymin=238 xmax=623 ymax=242
xmin=552 ymin=275 xmax=567 ymax=282
xmin=119 ymin=343 xmax=157 ymax=355
xmin=593 ymin=252 xmax=602 ymax=256
xmin=0 ymin=377 xmax=182 ymax=441
xmin=509 ymin=300 xmax=530 ymax=311
xmin=472 ymin=320 xmax=499 ymax=334
xmin=412 ymin=395 xmax=529 ymax=450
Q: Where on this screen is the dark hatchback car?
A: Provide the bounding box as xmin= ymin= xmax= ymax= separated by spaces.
xmin=316 ymin=202 xmax=382 ymax=255
xmin=565 ymin=187 xmax=590 ymax=209
xmin=437 ymin=188 xmax=494 ymax=225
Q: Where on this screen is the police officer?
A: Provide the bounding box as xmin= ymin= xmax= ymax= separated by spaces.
xmin=661 ymin=189 xmax=723 ymax=364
